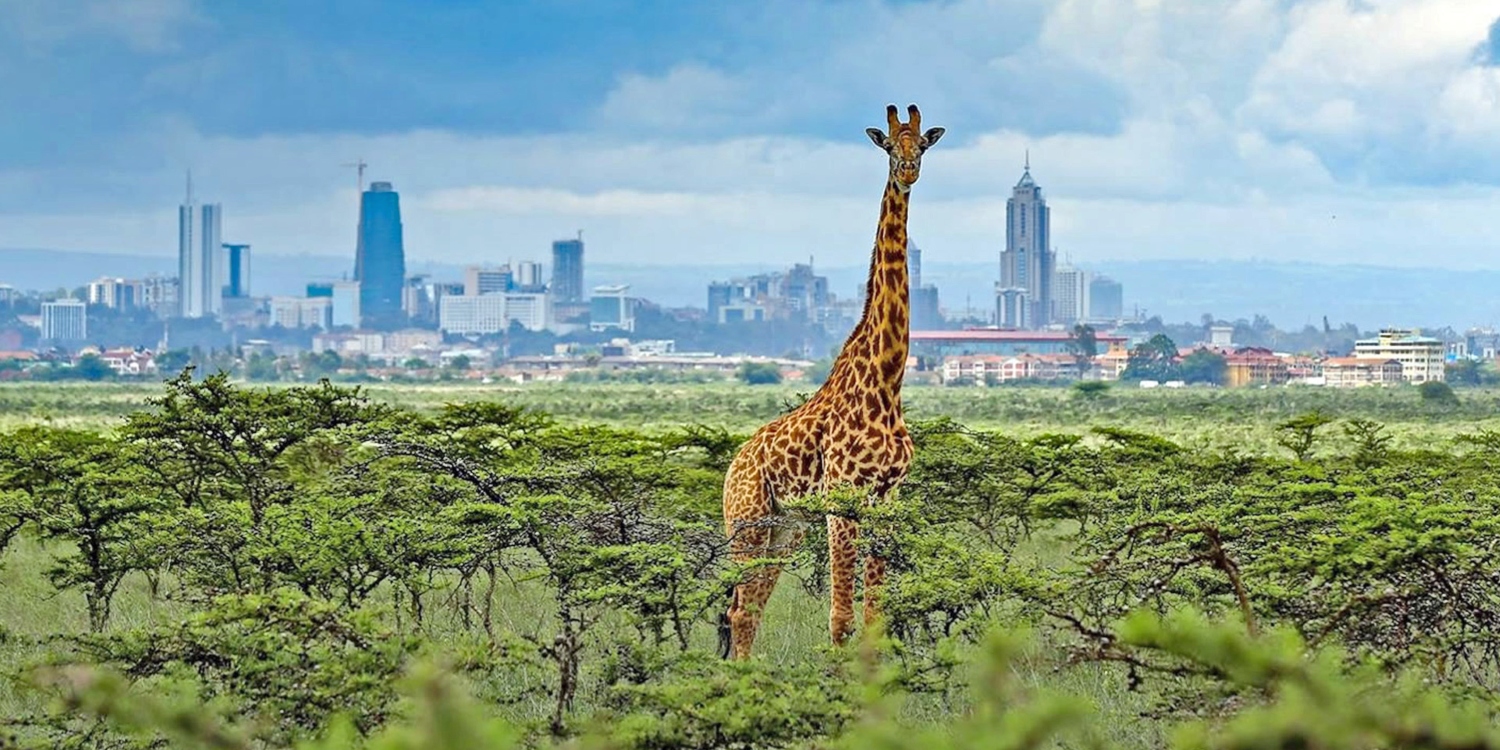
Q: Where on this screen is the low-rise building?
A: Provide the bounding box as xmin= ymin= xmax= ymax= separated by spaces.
xmin=1224 ymin=347 xmax=1289 ymax=387
xmin=1322 ymin=357 xmax=1404 ymax=388
xmin=941 ymin=353 xmax=1079 ymax=384
xmin=96 ymin=348 xmax=156 ymax=376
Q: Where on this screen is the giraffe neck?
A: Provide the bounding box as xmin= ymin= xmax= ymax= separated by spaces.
xmin=826 ymin=177 xmax=910 ymax=395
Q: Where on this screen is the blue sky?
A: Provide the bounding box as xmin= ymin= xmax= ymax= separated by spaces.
xmin=4 ymin=0 xmax=1500 ymax=272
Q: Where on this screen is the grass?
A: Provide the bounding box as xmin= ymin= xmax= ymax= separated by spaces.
xmin=5 ymin=379 xmax=1497 ymax=453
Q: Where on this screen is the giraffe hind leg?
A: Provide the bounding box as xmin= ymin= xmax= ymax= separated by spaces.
xmin=827 ymin=514 xmax=859 ymax=646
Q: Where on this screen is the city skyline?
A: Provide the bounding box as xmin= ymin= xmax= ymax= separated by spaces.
xmin=4 ymin=2 xmax=1500 ymax=272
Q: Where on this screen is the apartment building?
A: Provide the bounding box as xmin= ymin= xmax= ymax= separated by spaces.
xmin=1353 ymin=328 xmax=1445 ymax=383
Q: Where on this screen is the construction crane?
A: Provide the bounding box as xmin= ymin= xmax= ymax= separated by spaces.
xmin=341 ymin=159 xmax=368 ymax=194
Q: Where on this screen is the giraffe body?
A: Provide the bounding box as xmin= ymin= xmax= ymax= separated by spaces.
xmin=722 ymin=104 xmax=944 ymax=660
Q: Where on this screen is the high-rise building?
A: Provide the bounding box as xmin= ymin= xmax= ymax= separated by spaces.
xmin=87 ymin=277 xmax=141 ymax=310
xmin=515 ymin=261 xmax=545 ymax=291
xmin=998 ymin=156 xmax=1052 ymax=328
xmin=589 ymin=284 xmax=636 ymax=332
xmin=909 ymin=239 xmax=922 ymax=290
xmin=178 ymin=177 xmax=224 ymax=319
xmin=551 ymin=236 xmax=584 ymax=304
xmin=403 ymin=274 xmax=434 ymax=323
xmin=141 ymin=275 xmax=179 ymax=319
xmin=1089 ymin=276 xmax=1123 ymax=321
xmin=354 ymin=181 xmax=406 ymax=329
xmin=439 ymin=292 xmax=551 ymax=334
xmin=465 ymin=265 xmax=513 ymax=296
xmin=307 ymin=281 xmax=361 ymax=328
xmin=224 ymin=244 xmax=251 ymax=298
xmin=912 ymin=285 xmax=941 ymax=330
xmin=41 ymin=298 xmax=87 ymax=342
xmin=1051 ymin=264 xmax=1091 ymax=325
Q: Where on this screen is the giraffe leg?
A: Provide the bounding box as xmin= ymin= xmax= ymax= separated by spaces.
xmin=725 ymin=562 xmax=784 ymax=660
xmin=863 ymin=552 xmax=886 ymax=630
xmin=827 ymin=515 xmax=859 ymax=646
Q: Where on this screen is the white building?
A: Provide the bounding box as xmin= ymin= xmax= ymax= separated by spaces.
xmin=589 ymin=284 xmax=636 ymax=332
xmin=87 ymin=277 xmax=142 ymax=310
xmin=41 ymin=298 xmax=87 ymax=341
xmin=1353 ymin=328 xmax=1445 ymax=383
xmin=1051 ymin=265 xmax=1090 ymax=325
xmin=440 ymin=292 xmax=552 ymax=334
xmin=178 ymin=193 xmax=224 ymax=318
xmin=269 ymin=297 xmax=333 ymax=329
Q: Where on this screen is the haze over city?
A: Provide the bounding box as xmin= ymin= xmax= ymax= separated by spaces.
xmin=6 ymin=0 xmax=1500 ymax=272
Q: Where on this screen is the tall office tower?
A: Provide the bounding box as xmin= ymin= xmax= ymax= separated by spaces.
xmin=354 ymin=181 xmax=406 ymax=329
xmin=1089 ymin=275 xmax=1124 ymax=320
xmin=464 ymin=265 xmax=513 ymax=296
xmin=1051 ymin=264 xmax=1091 ymax=325
xmin=178 ymin=173 xmax=225 ymax=319
xmin=551 ymin=235 xmax=585 ymax=303
xmin=997 ymin=155 xmax=1052 ymax=328
xmin=224 ymin=243 xmax=251 ymax=298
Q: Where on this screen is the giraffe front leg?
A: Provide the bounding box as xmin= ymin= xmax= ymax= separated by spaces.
xmin=827 ymin=514 xmax=858 ymax=646
xmin=863 ymin=552 xmax=886 ymax=631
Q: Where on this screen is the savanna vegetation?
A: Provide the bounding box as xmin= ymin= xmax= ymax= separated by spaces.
xmin=1 ymin=374 xmax=1500 ymax=748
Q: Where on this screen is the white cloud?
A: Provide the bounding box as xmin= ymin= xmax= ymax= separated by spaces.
xmin=7 ymin=0 xmax=1500 ymax=279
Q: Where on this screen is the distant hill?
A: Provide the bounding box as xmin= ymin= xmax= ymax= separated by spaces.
xmin=0 ymin=247 xmax=1491 ymax=330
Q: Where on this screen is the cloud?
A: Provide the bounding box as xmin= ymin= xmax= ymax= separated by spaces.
xmin=0 ymin=0 xmax=201 ymax=53
xmin=8 ymin=0 xmax=1500 ymax=281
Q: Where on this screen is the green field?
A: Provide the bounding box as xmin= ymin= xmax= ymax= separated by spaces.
xmin=0 ymin=378 xmax=1497 ymax=748
xmin=6 ymin=379 xmax=1496 ymax=451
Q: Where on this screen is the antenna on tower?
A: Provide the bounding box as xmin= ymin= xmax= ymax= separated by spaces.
xmin=1024 ymin=149 xmax=1030 ymax=171
xmin=577 ymin=229 xmax=584 ymax=242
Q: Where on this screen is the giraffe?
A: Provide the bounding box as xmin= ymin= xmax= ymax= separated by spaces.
xmin=720 ymin=103 xmax=944 ymax=660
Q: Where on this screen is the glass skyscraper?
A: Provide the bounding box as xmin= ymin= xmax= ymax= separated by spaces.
xmin=224 ymin=243 xmax=251 ymax=298
xmin=354 ymin=181 xmax=406 ymax=329
xmin=551 ymin=237 xmax=584 ymax=303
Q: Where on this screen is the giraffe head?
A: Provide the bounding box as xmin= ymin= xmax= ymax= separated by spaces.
xmin=865 ymin=104 xmax=944 ymax=190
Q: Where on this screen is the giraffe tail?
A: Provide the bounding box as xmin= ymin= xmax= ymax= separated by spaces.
xmin=717 ymin=584 xmax=737 ymax=659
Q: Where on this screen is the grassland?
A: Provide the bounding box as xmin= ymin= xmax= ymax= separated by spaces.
xmin=4 ymin=379 xmax=1496 ymax=452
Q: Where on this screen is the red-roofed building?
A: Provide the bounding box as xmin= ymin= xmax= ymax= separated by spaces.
xmin=1224 ymin=347 xmax=1289 ymax=387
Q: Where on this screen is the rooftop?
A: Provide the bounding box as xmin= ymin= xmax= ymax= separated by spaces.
xmin=912 ymin=329 xmax=1127 ymax=343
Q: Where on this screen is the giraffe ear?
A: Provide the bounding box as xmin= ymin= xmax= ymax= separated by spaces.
xmin=865 ymin=128 xmax=889 ymax=149
xmin=922 ymin=127 xmax=946 ymax=149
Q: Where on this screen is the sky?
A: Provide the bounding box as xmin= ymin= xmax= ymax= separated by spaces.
xmin=4 ymin=0 xmax=1500 ymax=273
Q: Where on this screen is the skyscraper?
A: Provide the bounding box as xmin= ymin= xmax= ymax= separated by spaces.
xmin=551 ymin=236 xmax=584 ymax=303
xmin=178 ymin=174 xmax=224 ymax=319
xmin=997 ymin=155 xmax=1053 ymax=328
xmin=354 ymin=181 xmax=406 ymax=329
xmin=224 ymin=243 xmax=251 ymax=298
xmin=1089 ymin=276 xmax=1124 ymax=321
xmin=1052 ymin=264 xmax=1091 ymax=325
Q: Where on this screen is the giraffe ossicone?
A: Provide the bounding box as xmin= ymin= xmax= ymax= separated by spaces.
xmin=720 ymin=104 xmax=943 ymax=660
